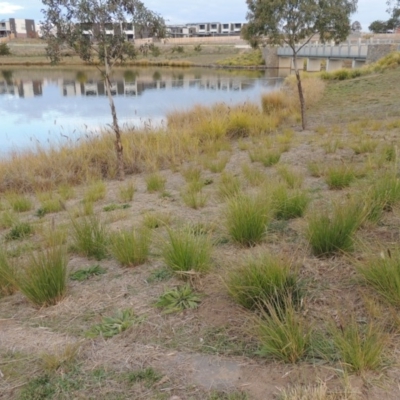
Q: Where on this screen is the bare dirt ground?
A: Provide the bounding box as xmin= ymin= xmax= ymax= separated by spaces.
xmin=1 ymin=68 xmax=400 ymax=399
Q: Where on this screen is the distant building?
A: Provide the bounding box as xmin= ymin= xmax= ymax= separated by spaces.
xmin=166 ymin=22 xmax=245 ymax=38
xmin=0 ymin=18 xmax=36 ymax=38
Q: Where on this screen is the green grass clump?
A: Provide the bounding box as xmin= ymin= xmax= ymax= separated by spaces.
xmin=272 ymin=185 xmax=309 ymax=220
xmin=225 ymin=193 xmax=270 ymax=247
xmin=307 ymin=201 xmax=363 ymax=256
xmin=7 ymin=193 xmax=33 ymax=212
xmin=86 ymin=309 xmax=137 ymax=338
xmin=58 ymin=184 xmax=75 ymax=201
xmin=156 ymin=284 xmax=201 ymax=314
xmin=357 ymin=250 xmax=400 ymax=307
xmin=142 ymin=212 xmax=171 ymax=229
xmin=0 ymin=210 xmax=16 ymax=230
xmin=351 ymin=139 xmax=378 ymax=155
xmin=226 ymin=253 xmax=301 ymax=312
xmin=256 ymin=301 xmax=312 ymax=363
xmin=127 ymin=367 xmax=162 ymax=386
xmin=241 ymin=164 xmax=267 ymax=186
xmin=36 ymin=198 xmax=63 ymax=217
xmin=217 ymin=49 xmax=264 ymax=67
xmin=181 ymin=165 xmax=202 ymax=183
xmin=118 ymin=180 xmax=135 ymax=202
xmin=181 ymin=185 xmax=208 ymax=209
xmin=277 ymin=165 xmax=304 ymax=189
xmin=110 ymin=228 xmax=151 ymax=267
xmin=16 ymin=246 xmax=68 ymax=307
xmin=163 ymin=227 xmax=212 ymax=276
xmin=83 ymin=180 xmax=107 ymax=203
xmin=204 ymin=155 xmax=229 ymax=173
xmin=364 ymin=172 xmax=400 ymax=222
xmin=324 ymin=320 xmax=387 ymax=373
xmin=324 ymin=165 xmax=356 ymax=190
xmin=249 ymin=148 xmax=281 ymax=167
xmin=70 ymin=265 xmax=107 ymax=281
xmin=70 ymin=216 xmax=108 ymax=260
xmin=218 ymin=172 xmax=241 ymax=200
xmin=0 ymin=248 xmax=17 ymax=297
xmin=146 ymin=173 xmax=166 ymax=193
xmin=5 ymin=222 xmax=33 ymax=241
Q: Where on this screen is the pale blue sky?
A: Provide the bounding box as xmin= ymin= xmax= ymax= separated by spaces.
xmin=0 ymin=0 xmax=390 ymax=32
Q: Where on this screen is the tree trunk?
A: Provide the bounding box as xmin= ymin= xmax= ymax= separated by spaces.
xmin=292 ymin=54 xmax=306 ymax=130
xmin=104 ymin=46 xmax=125 ymax=180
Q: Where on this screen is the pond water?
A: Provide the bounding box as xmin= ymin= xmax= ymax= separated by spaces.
xmin=0 ymin=67 xmax=283 ymax=153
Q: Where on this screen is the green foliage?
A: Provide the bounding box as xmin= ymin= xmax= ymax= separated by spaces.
xmin=118 ymin=180 xmax=135 ymax=202
xmin=324 ymin=164 xmax=356 ymax=190
xmin=163 ymin=227 xmax=212 ymax=276
xmin=272 ymin=185 xmax=309 ymax=220
xmin=277 ymin=165 xmax=304 ymax=189
xmin=241 ymin=164 xmax=267 ymax=186
xmin=324 ymin=320 xmax=387 ymax=373
xmin=181 ymin=185 xmax=208 ymax=209
xmin=226 ymin=252 xmax=301 ymax=312
xmin=36 ymin=198 xmax=63 ymax=217
xmin=0 ymin=43 xmax=11 ymax=56
xmin=16 ymin=246 xmax=68 ymax=307
xmin=70 ymin=265 xmax=107 ymax=281
xmin=5 ymin=222 xmax=33 ymax=241
xmin=217 ymin=49 xmax=264 ymax=66
xmin=357 ymin=250 xmax=400 ymax=307
xmin=307 ymin=201 xmax=363 ymax=256
xmin=147 ymin=267 xmax=172 ymax=283
xmin=218 ymin=172 xmax=242 ymax=200
xmin=110 ymin=228 xmax=151 ymax=267
xmin=146 ymin=172 xmax=166 ymax=192
xmin=225 ymin=193 xmax=270 ymax=246
xmin=149 ymin=43 xmax=160 ymax=57
xmin=87 ymin=309 xmax=137 ymax=338
xmin=204 ymin=155 xmax=229 ymax=173
xmin=171 ymin=45 xmax=184 ymax=53
xmin=19 ymin=375 xmax=56 ymax=400
xmin=256 ymin=301 xmax=312 ymax=363
xmin=7 ymin=193 xmax=33 ymax=212
xmin=0 ymin=248 xmax=17 ymax=297
xmin=84 ymin=180 xmax=106 ymax=203
xmin=156 ymin=284 xmax=202 ymax=313
xmin=249 ymin=148 xmax=281 ymax=167
xmin=103 ymin=203 xmax=130 ymax=212
xmin=58 ymin=184 xmax=75 ymax=200
xmin=0 ymin=210 xmax=16 ymax=229
xmin=70 ymin=216 xmax=108 ymax=260
xmin=127 ymin=367 xmax=162 ymax=387
xmin=194 ymin=44 xmax=202 ymax=52
xmin=142 ymin=212 xmax=171 ymax=229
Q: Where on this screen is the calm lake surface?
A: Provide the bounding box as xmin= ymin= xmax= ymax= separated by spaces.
xmin=0 ymin=67 xmax=283 ymax=154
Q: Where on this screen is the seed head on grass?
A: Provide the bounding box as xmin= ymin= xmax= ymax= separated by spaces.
xmin=163 ymin=227 xmax=212 ymax=277
xmin=357 ymin=249 xmax=400 ymax=307
xmin=70 ymin=216 xmax=108 ymax=260
xmin=256 ymin=300 xmax=312 ymax=363
xmin=225 ymin=193 xmax=271 ymax=247
xmin=226 ymin=252 xmax=301 ymax=312
xmin=307 ymin=201 xmax=364 ymax=257
xmin=16 ymin=245 xmax=68 ymax=307
xmin=110 ymin=228 xmax=151 ymax=267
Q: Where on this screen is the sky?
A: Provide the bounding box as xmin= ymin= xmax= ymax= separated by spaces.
xmin=0 ymin=0 xmax=391 ymax=32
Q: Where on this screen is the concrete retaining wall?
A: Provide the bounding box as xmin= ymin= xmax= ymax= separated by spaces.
xmin=366 ymin=44 xmax=398 ymax=63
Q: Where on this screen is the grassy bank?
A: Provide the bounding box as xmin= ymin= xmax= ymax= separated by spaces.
xmin=1 ymin=65 xmax=400 ymax=400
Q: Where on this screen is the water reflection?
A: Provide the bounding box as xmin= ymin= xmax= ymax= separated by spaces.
xmin=0 ymin=67 xmax=282 ymax=153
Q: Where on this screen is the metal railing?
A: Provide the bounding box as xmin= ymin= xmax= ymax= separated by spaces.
xmin=277 ymin=44 xmax=369 ymax=59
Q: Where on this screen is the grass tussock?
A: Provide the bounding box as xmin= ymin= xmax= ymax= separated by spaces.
xmin=162 ymin=227 xmax=212 ymax=277
xmin=307 ymin=201 xmax=363 ymax=257
xmin=218 ymin=172 xmax=242 ymax=200
xmin=110 ymin=228 xmax=151 ymax=267
xmin=357 ymin=249 xmax=400 ymax=307
xmin=284 ymin=74 xmax=326 ymax=108
xmin=70 ymin=216 xmax=108 ymax=260
xmin=118 ymin=180 xmax=135 ymax=202
xmin=226 ymin=252 xmax=301 ymax=312
xmin=146 ymin=173 xmax=166 ymax=193
xmin=272 ymin=184 xmax=310 ymax=220
xmin=216 ymin=49 xmax=264 ymax=67
xmin=324 ymin=165 xmax=356 ymax=190
xmin=225 ymin=193 xmax=270 ymax=247
xmin=7 ymin=193 xmax=33 ymax=212
xmin=15 ymin=245 xmax=68 ymax=307
xmin=256 ymin=301 xmax=312 ymax=363
xmin=0 ymin=248 xmax=17 ymax=297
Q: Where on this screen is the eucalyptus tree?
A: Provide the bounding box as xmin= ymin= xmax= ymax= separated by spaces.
xmin=244 ymin=0 xmax=358 ymax=130
xmin=41 ymin=0 xmax=165 ymax=180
